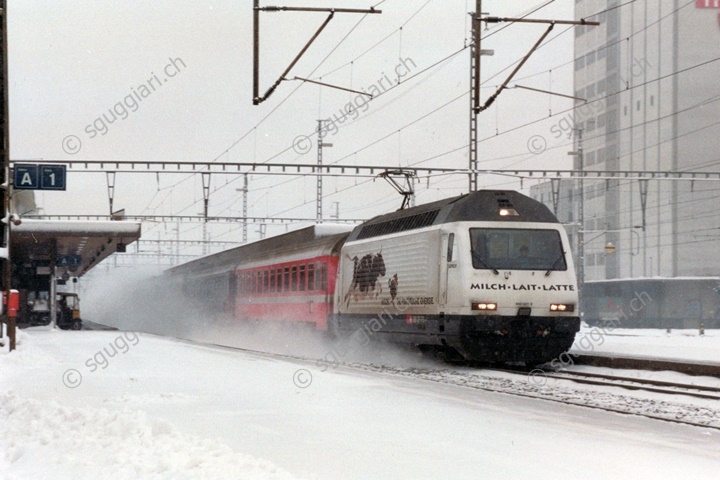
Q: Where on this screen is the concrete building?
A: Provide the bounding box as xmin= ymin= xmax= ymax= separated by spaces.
xmin=535 ymin=0 xmax=720 ymax=284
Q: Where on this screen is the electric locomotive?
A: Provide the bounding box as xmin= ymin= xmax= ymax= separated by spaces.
xmin=333 ymin=190 xmax=580 ymax=364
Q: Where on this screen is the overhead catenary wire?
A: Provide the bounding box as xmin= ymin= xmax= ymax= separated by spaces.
xmin=160 ymin=0 xmax=709 ymax=250
xmin=158 ymin=1 xmax=569 ymax=231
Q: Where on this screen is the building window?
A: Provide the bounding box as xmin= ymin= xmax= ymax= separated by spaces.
xmin=575 ymin=56 xmax=585 ymax=71
xmin=596 ymin=78 xmax=606 ymax=95
xmin=585 ymin=51 xmax=596 ymax=67
xmin=586 ymin=150 xmax=596 ymax=166
xmin=597 ymin=147 xmax=606 ymax=164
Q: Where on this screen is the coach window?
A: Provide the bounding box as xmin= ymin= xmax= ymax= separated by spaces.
xmin=307 ymin=263 xmax=315 ymax=291
xmin=291 ymin=265 xmax=298 ymax=291
xmin=299 ymin=264 xmax=306 ymax=291
xmin=283 ymin=267 xmax=290 ymax=292
xmin=276 ymin=267 xmax=283 ymax=292
xmin=263 ymin=270 xmax=269 ymax=293
xmin=320 ymin=262 xmax=328 ymax=291
xmin=269 ymin=269 xmax=275 ymax=293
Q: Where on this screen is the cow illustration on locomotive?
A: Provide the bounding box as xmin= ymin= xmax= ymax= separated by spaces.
xmin=163 ymin=189 xmax=580 ymax=365
xmin=343 ymin=251 xmax=386 ymax=306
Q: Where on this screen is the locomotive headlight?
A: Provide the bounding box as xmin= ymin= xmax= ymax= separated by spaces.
xmin=472 ymin=302 xmax=497 ymax=311
xmin=550 ymin=303 xmax=575 ymax=312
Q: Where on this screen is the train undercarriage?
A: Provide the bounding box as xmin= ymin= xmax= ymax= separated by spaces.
xmin=332 ymin=313 xmax=580 ymax=366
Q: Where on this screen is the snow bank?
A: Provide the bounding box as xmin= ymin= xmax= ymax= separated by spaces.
xmin=0 ymin=330 xmax=303 ymax=480
xmin=0 ymin=393 xmax=300 ymax=480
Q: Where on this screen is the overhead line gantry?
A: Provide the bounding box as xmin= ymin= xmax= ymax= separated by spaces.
xmin=10 ymin=160 xmax=720 ymax=182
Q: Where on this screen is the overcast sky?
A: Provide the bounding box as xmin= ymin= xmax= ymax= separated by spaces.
xmin=9 ymin=0 xmax=579 ymax=251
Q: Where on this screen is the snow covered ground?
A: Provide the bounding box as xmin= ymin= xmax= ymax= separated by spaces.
xmin=2 ymin=327 xmax=719 ymax=479
xmin=2 ymin=270 xmax=718 ymax=478
xmin=570 ymin=325 xmax=720 ymax=364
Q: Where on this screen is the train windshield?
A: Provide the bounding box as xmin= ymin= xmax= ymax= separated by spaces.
xmin=470 ymin=228 xmax=567 ymax=271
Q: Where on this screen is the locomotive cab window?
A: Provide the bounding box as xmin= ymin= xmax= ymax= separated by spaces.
xmin=470 ymin=228 xmax=567 ymax=271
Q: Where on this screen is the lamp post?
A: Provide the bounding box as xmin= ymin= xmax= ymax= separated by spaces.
xmin=568 ymin=128 xmax=584 ymax=312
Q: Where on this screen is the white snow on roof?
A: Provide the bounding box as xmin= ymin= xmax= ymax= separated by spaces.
xmin=13 ymin=219 xmax=141 ymax=236
xmin=312 ymin=223 xmax=355 ymax=237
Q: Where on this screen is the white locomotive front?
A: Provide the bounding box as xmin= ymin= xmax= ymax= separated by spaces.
xmin=334 ymin=190 xmax=580 ymax=365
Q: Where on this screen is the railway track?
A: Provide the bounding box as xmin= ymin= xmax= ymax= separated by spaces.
xmin=573 ymin=354 xmax=720 ymax=377
xmin=539 ymin=369 xmax=720 ymax=401
xmin=350 ymin=362 xmax=720 ymax=431
xmin=141 ymin=332 xmax=720 ymax=431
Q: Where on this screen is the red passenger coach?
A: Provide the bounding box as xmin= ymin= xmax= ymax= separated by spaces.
xmin=165 ymin=225 xmax=351 ymax=330
xmin=234 ymin=254 xmax=340 ymax=329
xmin=230 ymin=226 xmax=350 ymax=328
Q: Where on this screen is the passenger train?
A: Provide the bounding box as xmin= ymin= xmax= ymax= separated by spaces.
xmin=164 ymin=190 xmax=580 ymax=365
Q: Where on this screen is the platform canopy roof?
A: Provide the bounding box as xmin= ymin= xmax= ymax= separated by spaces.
xmin=11 ymin=219 xmax=141 ymax=277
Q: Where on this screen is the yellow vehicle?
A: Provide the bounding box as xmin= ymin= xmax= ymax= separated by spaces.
xmin=56 ymin=292 xmax=82 ymax=330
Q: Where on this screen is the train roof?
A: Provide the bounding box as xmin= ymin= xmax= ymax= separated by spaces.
xmin=165 ymin=224 xmax=352 ymax=277
xmin=347 ymin=190 xmax=558 ymax=242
